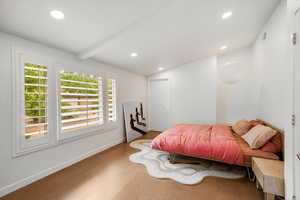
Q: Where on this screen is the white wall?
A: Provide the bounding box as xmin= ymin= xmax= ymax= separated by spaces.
xmin=148 ymin=57 xmax=217 ymax=128
xmin=217 ymin=47 xmax=257 ymax=124
xmin=253 ymin=0 xmax=288 ymax=129
xmin=216 ymin=0 xmax=288 ymax=128
xmin=0 ymin=32 xmax=147 ymax=196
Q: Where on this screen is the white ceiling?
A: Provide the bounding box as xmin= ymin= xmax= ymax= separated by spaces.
xmin=0 ymin=0 xmax=280 ymax=75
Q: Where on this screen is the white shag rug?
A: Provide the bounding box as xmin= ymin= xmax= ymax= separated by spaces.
xmin=129 ymin=139 xmax=246 ymax=185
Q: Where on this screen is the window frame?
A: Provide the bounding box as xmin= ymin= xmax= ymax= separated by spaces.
xmin=12 ymin=49 xmax=55 ymax=157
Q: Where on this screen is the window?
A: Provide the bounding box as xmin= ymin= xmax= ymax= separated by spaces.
xmin=59 ymin=71 xmax=104 ymax=134
xmin=24 ymin=63 xmax=48 ymax=139
xmin=106 ymin=78 xmax=117 ymax=122
xmin=13 ymin=51 xmax=52 ymax=156
xmin=13 ymin=50 xmax=119 ymax=156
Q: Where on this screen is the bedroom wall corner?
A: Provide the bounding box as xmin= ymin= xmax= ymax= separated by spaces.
xmin=252 ymin=0 xmax=288 ymax=129
xmin=216 ymin=46 xmax=258 ymax=125
xmin=148 ymin=56 xmax=217 ymax=129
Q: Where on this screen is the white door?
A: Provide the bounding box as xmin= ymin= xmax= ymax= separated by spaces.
xmin=294 ymin=11 xmax=300 ymax=200
xmin=149 ymin=79 xmax=170 ymax=131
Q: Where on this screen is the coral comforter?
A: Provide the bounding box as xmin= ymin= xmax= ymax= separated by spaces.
xmin=151 ymin=124 xmax=245 ymax=166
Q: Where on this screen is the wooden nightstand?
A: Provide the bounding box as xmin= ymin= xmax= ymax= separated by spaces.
xmin=252 ymin=157 xmax=284 ymax=200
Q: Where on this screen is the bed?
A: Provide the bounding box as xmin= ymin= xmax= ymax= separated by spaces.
xmin=151 ymin=122 xmax=283 ymax=167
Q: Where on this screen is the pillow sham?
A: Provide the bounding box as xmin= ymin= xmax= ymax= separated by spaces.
xmin=232 ymin=120 xmax=252 ymax=135
xmin=260 ymin=133 xmax=282 ymax=153
xmin=242 ymin=125 xmax=277 ymax=149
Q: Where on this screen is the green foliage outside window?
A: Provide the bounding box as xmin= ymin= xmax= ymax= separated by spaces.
xmin=24 ymin=63 xmax=48 ymax=121
xmin=60 ymin=71 xmax=99 ymax=94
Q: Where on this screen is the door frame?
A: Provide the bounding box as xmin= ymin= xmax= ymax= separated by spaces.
xmin=147 ymin=78 xmax=170 ymax=131
xmin=287 ymin=1 xmax=300 ymax=199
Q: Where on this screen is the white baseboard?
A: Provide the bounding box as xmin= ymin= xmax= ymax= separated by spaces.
xmin=0 ymin=137 xmax=125 ymax=197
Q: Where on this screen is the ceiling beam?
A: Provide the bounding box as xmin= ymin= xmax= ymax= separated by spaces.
xmin=77 ymin=0 xmax=175 ymax=60
xmin=77 ymin=31 xmax=126 ymax=60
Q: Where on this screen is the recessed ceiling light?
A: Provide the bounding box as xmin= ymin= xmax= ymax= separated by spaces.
xmin=131 ymin=52 xmax=138 ymax=58
xmin=158 ymin=67 xmax=164 ymax=71
xmin=50 ymin=10 xmax=65 ymax=20
xmin=222 ymin=11 xmax=232 ymax=20
xmin=220 ymin=45 xmax=228 ymax=50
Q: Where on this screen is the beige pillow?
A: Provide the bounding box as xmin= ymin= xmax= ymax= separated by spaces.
xmin=242 ymin=125 xmax=277 ymax=149
xmin=232 ymin=120 xmax=252 ymax=135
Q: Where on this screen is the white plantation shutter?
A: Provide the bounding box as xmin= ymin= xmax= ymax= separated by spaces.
xmin=14 ymin=50 xmax=120 ymax=156
xmin=60 ymin=71 xmax=104 ymax=133
xmin=24 ymin=63 xmax=48 ymax=139
xmin=106 ymin=79 xmax=117 ymax=122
